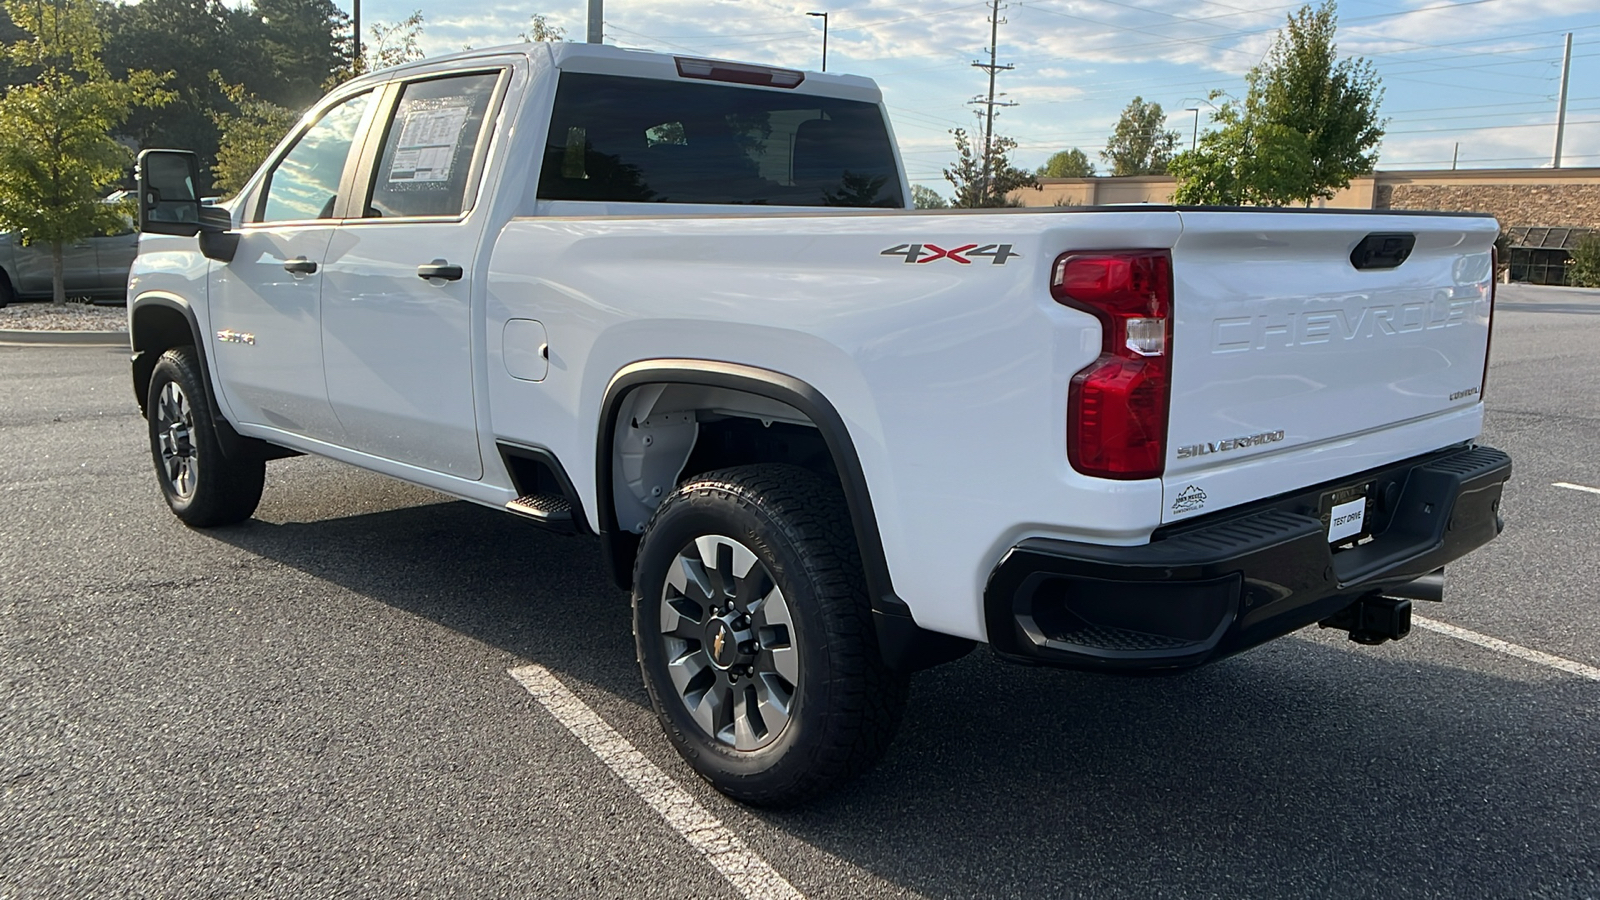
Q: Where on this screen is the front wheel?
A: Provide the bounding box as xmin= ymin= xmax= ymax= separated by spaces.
xmin=633 ymin=464 xmax=908 ymax=806
xmin=146 ymin=346 xmax=264 ymax=526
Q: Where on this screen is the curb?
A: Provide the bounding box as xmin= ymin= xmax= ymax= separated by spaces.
xmin=0 ymin=328 xmax=129 ymax=346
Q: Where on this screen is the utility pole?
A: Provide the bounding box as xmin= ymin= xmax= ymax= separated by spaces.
xmin=807 ymin=12 xmax=828 ymax=72
xmin=1185 ymin=108 xmax=1199 ymax=151
xmin=1553 ymin=31 xmax=1572 ymax=168
xmin=969 ymin=0 xmax=1015 ymax=203
xmin=588 ymin=0 xmax=603 ymax=43
xmin=1452 ymin=142 xmax=1459 ymax=170
xmin=352 ymin=0 xmax=360 ymax=71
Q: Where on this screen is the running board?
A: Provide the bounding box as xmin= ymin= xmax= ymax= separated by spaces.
xmin=506 ymin=492 xmax=577 ymax=533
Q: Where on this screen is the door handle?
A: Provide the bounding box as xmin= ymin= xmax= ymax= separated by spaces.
xmin=417 ymin=260 xmax=463 ymax=282
xmin=282 ymin=257 xmax=318 ymax=275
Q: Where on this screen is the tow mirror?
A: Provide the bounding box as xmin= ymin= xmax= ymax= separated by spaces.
xmin=136 ymin=149 xmax=238 ymax=262
xmin=136 ymin=150 xmax=202 ymax=236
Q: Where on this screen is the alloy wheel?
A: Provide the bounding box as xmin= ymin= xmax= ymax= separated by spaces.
xmin=658 ymin=534 xmax=799 ymax=751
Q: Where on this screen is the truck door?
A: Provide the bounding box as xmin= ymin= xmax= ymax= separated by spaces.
xmin=208 ymin=89 xmax=377 ymax=442
xmin=319 ymin=69 xmax=507 ymax=480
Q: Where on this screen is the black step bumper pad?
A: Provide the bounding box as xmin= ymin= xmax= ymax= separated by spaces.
xmin=983 ymin=445 xmax=1512 ymax=671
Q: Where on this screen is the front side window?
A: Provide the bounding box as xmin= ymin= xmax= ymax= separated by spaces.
xmin=538 ymin=73 xmax=903 ymax=208
xmin=257 ymin=92 xmax=374 ymax=223
xmin=363 ymin=72 xmax=501 ymax=218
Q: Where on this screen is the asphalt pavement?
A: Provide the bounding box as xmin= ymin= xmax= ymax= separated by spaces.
xmin=2 ymin=285 xmax=1598 ymax=899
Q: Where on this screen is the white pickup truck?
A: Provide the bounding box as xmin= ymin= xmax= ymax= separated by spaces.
xmin=130 ymin=41 xmax=1512 ymax=805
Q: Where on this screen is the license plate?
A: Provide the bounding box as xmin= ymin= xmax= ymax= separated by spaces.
xmin=1322 ymin=483 xmax=1371 ymax=546
xmin=1328 ymin=498 xmax=1367 ymax=543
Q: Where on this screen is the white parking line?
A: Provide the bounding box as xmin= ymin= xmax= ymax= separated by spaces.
xmin=1553 ymin=482 xmax=1600 ymax=496
xmin=508 ymin=665 xmax=805 ymax=900
xmin=1413 ymin=616 xmax=1600 ymax=682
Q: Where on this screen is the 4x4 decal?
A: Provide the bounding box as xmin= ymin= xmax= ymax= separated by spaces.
xmin=880 ymin=243 xmax=1021 ymax=265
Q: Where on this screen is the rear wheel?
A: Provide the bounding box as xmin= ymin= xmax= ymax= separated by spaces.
xmin=0 ymin=272 xmax=13 ymax=308
xmin=147 ymin=346 xmax=264 ymax=526
xmin=633 ymin=464 xmax=908 ymax=806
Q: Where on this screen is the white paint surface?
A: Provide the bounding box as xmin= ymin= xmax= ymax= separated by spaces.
xmin=1553 ymin=482 xmax=1600 ymax=496
xmin=1413 ymin=616 xmax=1600 ymax=682
xmin=508 ymin=665 xmax=805 ymax=900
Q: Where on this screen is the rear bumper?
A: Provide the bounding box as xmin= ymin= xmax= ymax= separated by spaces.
xmin=984 ymin=444 xmax=1512 ymax=671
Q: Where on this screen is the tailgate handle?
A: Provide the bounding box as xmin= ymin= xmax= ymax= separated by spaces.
xmin=1350 ymin=233 xmax=1415 ymax=270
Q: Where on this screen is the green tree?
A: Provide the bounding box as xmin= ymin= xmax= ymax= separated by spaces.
xmin=365 ymin=10 xmax=424 ymax=71
xmin=912 ymin=184 xmax=949 ymax=209
xmin=209 ymin=75 xmax=297 ymax=195
xmin=1171 ymin=1 xmax=1383 ymax=207
xmin=99 ymin=0 xmax=244 ymax=193
xmin=1569 ymin=232 xmax=1600 ymax=288
xmin=942 ymin=127 xmax=1035 ymax=208
xmin=520 ymin=13 xmax=564 ymax=42
xmin=1036 ymin=148 xmax=1094 ymax=178
xmin=1101 ymin=97 xmax=1177 ymax=176
xmin=0 ymin=0 xmax=169 ymax=306
xmin=240 ymin=0 xmax=349 ymax=108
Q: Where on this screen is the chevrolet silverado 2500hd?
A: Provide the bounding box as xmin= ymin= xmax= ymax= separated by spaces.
xmin=129 ymin=42 xmax=1511 ymax=805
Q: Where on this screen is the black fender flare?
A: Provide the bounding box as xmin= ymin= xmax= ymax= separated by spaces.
xmin=596 ymin=359 xmax=972 ymax=672
xmin=129 ymin=293 xmax=261 ymax=462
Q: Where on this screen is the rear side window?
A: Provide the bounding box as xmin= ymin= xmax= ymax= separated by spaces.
xmin=363 ymin=72 xmax=501 ymax=218
xmin=538 ymin=73 xmax=903 ymax=208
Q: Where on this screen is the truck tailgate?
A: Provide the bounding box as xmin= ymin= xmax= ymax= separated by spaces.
xmin=1163 ymin=210 xmax=1498 ymax=523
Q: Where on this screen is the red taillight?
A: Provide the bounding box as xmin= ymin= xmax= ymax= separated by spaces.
xmin=1052 ymin=250 xmax=1173 ymax=480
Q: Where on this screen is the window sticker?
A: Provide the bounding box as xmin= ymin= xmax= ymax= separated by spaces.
xmin=388 ymin=102 xmax=472 ymax=184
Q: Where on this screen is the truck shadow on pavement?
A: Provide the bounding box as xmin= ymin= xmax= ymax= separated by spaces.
xmin=212 ymin=486 xmax=1600 ymax=900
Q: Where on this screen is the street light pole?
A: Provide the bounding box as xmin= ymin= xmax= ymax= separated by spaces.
xmin=807 ymin=12 xmax=828 ymax=72
xmin=1553 ymin=31 xmax=1572 ymax=168
xmin=1185 ymin=107 xmax=1199 ymax=151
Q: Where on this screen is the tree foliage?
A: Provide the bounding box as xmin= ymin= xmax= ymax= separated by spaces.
xmin=1101 ymin=97 xmax=1177 ymax=176
xmin=1170 ymin=1 xmax=1384 ymax=207
xmin=942 ymin=127 xmax=1036 ymax=208
xmin=243 ymin=0 xmax=349 ymax=107
xmin=1037 ymin=148 xmax=1094 ymax=178
xmin=912 ymin=184 xmax=949 ymax=209
xmin=364 ymin=10 xmax=424 ymax=71
xmin=521 ymin=13 xmax=564 ymax=42
xmin=0 ymin=0 xmax=169 ymax=304
xmin=209 ymin=75 xmax=297 ymax=195
xmin=1569 ymin=232 xmax=1600 ymax=288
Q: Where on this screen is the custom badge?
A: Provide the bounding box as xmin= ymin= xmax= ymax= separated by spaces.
xmin=1171 ymin=485 xmax=1207 ymax=514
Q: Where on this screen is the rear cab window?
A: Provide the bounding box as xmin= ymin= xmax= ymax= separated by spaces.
xmin=362 ymin=71 xmax=503 ymax=219
xmin=537 ymin=73 xmax=903 ymax=208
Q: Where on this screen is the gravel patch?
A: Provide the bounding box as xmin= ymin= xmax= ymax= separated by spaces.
xmin=0 ymin=300 xmax=127 ymax=332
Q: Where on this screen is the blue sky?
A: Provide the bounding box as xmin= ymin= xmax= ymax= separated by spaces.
xmin=358 ymin=0 xmax=1600 ymax=193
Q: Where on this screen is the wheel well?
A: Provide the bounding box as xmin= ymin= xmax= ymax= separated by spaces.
xmin=130 ymin=303 xmax=197 ymax=415
xmin=609 ymin=383 xmax=835 ymax=537
xmin=599 ymin=369 xmax=976 ymax=673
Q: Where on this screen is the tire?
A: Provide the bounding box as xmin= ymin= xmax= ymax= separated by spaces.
xmin=146 ymin=346 xmax=264 ymax=527
xmin=0 ymin=272 xmax=13 ymax=308
xmin=633 ymin=464 xmax=909 ymax=806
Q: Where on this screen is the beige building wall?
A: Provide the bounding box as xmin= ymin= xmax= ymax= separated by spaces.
xmin=1014 ymin=168 xmax=1600 ymax=230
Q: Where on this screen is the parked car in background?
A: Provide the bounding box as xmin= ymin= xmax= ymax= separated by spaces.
xmin=0 ymin=200 xmax=137 ymax=307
